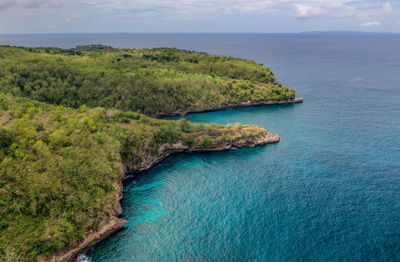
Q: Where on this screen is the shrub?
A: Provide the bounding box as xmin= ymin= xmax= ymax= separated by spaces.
xmin=0 ymin=93 xmax=9 ymax=110
xmin=119 ymin=117 xmax=131 ymax=123
xmin=185 ymin=136 xmax=195 ymax=147
xmin=0 ymin=221 xmax=9 ymax=231
xmin=0 ymin=128 xmax=15 ymax=148
xmin=198 ymin=135 xmax=212 ymax=147
xmin=49 ymin=129 xmax=71 ymax=147
xmin=214 ymin=136 xmax=226 ymax=144
xmin=152 ymin=127 xmax=177 ymax=145
xmin=178 ymin=118 xmax=191 ymax=132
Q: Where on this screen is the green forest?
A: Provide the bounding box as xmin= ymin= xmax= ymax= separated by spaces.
xmin=0 ymin=96 xmax=268 ymax=261
xmin=0 ymin=45 xmax=295 ymax=116
xmin=0 ymin=46 xmax=293 ymax=261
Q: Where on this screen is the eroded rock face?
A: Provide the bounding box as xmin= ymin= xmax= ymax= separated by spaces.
xmin=52 ymin=132 xmax=279 ymax=262
xmin=153 ymin=98 xmax=303 ymax=117
xmin=51 ymin=217 xmax=127 ymax=262
xmin=124 ymin=133 xmax=280 ymax=173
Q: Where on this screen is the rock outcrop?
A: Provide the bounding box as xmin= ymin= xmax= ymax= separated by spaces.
xmin=51 ymin=130 xmax=280 ymax=262
xmin=51 ymin=216 xmax=127 ymax=262
xmin=153 ymin=98 xmax=303 ymax=117
xmin=124 ymin=133 xmax=280 ymax=173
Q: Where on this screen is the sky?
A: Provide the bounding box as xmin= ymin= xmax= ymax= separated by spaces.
xmin=0 ymin=0 xmax=399 ymax=33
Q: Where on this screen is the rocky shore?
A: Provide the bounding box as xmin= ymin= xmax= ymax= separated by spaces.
xmin=153 ymin=98 xmax=303 ymax=117
xmin=124 ymin=133 xmax=280 ymax=173
xmin=51 ymin=132 xmax=279 ymax=262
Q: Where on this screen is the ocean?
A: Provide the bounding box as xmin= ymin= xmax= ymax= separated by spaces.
xmin=2 ymin=33 xmax=399 ymax=261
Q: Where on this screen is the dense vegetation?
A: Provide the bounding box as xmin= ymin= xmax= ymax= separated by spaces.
xmin=0 ymin=94 xmax=268 ymax=261
xmin=0 ymin=46 xmax=290 ymax=261
xmin=0 ymin=45 xmax=295 ymax=116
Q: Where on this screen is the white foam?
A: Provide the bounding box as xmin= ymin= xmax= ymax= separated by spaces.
xmin=76 ymin=254 xmax=92 ymax=262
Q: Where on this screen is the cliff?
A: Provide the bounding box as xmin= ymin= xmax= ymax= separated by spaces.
xmin=50 ymin=129 xmax=279 ymax=262
xmin=0 ymin=45 xmax=302 ymax=261
xmin=153 ymin=98 xmax=303 ymax=117
xmin=124 ymin=132 xmax=279 ymax=172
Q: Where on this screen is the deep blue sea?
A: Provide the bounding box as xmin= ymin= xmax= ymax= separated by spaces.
xmin=2 ymin=33 xmax=399 ymax=261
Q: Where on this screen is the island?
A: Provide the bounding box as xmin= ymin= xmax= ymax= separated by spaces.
xmin=0 ymin=45 xmax=302 ymax=261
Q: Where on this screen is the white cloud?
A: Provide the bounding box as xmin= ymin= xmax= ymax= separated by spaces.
xmin=360 ymin=21 xmax=381 ymax=27
xmin=294 ymin=4 xmax=325 ymax=19
xmin=2 ymin=0 xmax=400 ymax=33
xmin=382 ymin=3 xmax=393 ymax=12
xmin=293 ymin=2 xmax=356 ymax=20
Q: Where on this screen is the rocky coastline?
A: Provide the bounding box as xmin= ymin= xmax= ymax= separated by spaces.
xmin=51 ymin=132 xmax=280 ymax=262
xmin=153 ymin=98 xmax=303 ymax=117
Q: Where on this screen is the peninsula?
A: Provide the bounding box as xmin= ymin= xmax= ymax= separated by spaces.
xmin=0 ymin=45 xmax=302 ymax=261
xmin=0 ymin=45 xmax=301 ymax=117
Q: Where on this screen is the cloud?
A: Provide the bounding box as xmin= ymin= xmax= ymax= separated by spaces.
xmin=0 ymin=0 xmax=63 ymax=10
xmin=19 ymin=0 xmax=63 ymax=8
xmin=328 ymin=2 xmax=356 ymax=18
xmin=294 ymin=4 xmax=325 ymax=19
xmin=0 ymin=0 xmax=16 ymax=10
xmin=2 ymin=0 xmax=400 ymax=33
xmin=62 ymin=17 xmax=73 ymax=24
xmin=293 ymin=2 xmax=356 ymax=20
xmin=82 ymin=0 xmax=277 ymax=15
xmin=360 ymin=21 xmax=381 ymax=27
xmin=382 ymin=3 xmax=393 ymax=12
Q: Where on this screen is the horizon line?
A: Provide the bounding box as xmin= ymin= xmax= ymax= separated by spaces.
xmin=1 ymin=31 xmax=400 ymax=35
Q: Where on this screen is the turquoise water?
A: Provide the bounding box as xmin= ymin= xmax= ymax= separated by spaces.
xmin=86 ymin=34 xmax=399 ymax=261
xmin=3 ymin=33 xmax=399 ymax=261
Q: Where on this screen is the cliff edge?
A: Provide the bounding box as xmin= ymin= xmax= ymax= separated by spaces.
xmin=51 ymin=128 xmax=279 ymax=262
